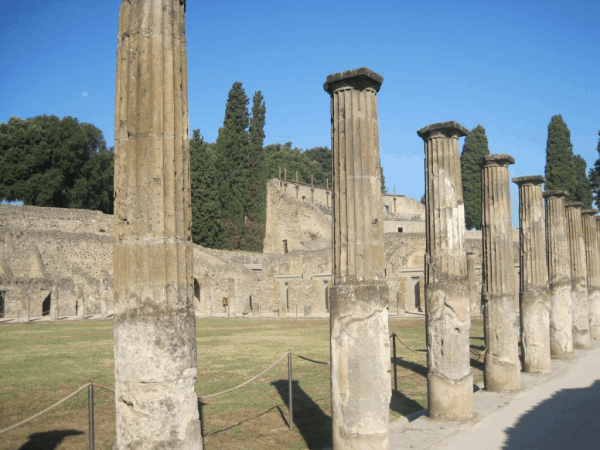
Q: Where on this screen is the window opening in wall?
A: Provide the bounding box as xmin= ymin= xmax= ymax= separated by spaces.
xmin=384 ymin=205 xmax=389 ymax=212
xmin=398 ymin=227 xmax=403 ymax=233
xmin=42 ymin=293 xmax=51 ymax=316
xmin=323 ymin=281 xmax=329 ymax=312
xmin=302 ymin=196 xmax=305 ymax=202
xmin=0 ymin=291 xmax=5 ymax=319
xmin=283 ymin=239 xmax=288 ymax=254
xmin=194 ymin=278 xmax=200 ymax=304
xmin=249 ymin=295 xmax=253 ymax=310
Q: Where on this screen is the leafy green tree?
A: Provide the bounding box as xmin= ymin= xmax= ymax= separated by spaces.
xmin=545 ymin=115 xmax=577 ymax=200
xmin=190 ymin=130 xmax=223 ymax=248
xmin=264 ymin=143 xmax=330 ymax=187
xmin=589 ymin=131 xmax=600 ymax=209
xmin=0 ymin=115 xmax=113 ymax=213
xmin=248 ymin=91 xmax=267 ymax=226
xmin=573 ymin=155 xmax=593 ymax=208
xmin=303 ymin=146 xmax=332 ymax=186
xmin=380 ymin=164 xmax=387 ymax=194
xmin=214 ymin=82 xmax=250 ymax=249
xmin=460 ymin=125 xmax=489 ymax=229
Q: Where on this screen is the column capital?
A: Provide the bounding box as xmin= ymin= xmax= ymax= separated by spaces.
xmin=512 ymin=175 xmax=545 ymax=186
xmin=477 ymin=153 xmax=515 ymax=168
xmin=323 ymin=67 xmax=383 ymax=95
xmin=543 ymin=190 xmax=569 ymax=199
xmin=416 ymin=121 xmax=468 ymax=140
xmin=565 ymin=201 xmax=584 ymax=210
xmin=582 ymin=209 xmax=599 ymax=217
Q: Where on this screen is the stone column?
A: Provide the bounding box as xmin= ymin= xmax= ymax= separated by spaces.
xmin=582 ymin=210 xmax=600 ymax=339
xmin=513 ymin=176 xmax=550 ymax=373
xmin=279 ymin=281 xmax=287 ymax=317
xmin=417 ymin=121 xmax=473 ymax=420
xmin=76 ymin=284 xmax=84 ymax=319
xmin=112 ymin=1 xmax=202 ymax=448
xmin=51 ymin=286 xmax=59 ymax=321
xmin=324 ymin=68 xmax=390 ymax=448
xmin=565 ymin=202 xmax=591 ymax=349
xmin=228 ymin=278 xmax=236 ymax=318
xmin=466 ymin=253 xmax=479 ymax=316
xmin=477 ymin=154 xmax=519 ymax=393
xmin=205 ymin=276 xmax=212 ymax=317
xmin=543 ymin=191 xmax=573 ymax=359
xmin=100 ymin=285 xmax=108 ymax=319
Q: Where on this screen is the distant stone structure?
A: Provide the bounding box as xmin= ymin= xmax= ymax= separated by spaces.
xmin=478 ymin=154 xmax=520 ymax=393
xmin=324 ymin=67 xmax=391 ymax=448
xmin=112 ymin=0 xmax=202 ymax=448
xmin=581 ymin=210 xmax=600 ymax=340
xmin=513 ymin=176 xmax=550 ymax=373
xmin=543 ymin=191 xmax=573 ymax=359
xmin=418 ymin=121 xmax=473 ymax=420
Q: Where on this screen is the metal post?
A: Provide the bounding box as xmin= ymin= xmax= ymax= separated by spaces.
xmin=88 ymin=383 xmax=95 ymax=450
xmin=392 ymin=334 xmax=397 ymax=391
xmin=288 ymin=352 xmax=293 ymax=430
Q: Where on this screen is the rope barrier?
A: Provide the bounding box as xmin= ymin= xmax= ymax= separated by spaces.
xmin=199 ymin=352 xmax=289 ymax=401
xmin=390 ymin=333 xmax=426 ymax=356
xmin=0 ymin=383 xmax=91 ymax=434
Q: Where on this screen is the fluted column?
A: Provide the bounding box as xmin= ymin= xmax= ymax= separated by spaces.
xmin=513 ymin=176 xmax=550 ymax=373
xmin=582 ymin=210 xmax=600 ymax=339
xmin=324 ymin=68 xmax=390 ymax=449
xmin=565 ymin=202 xmax=591 ymax=349
xmin=113 ymin=1 xmax=202 ymax=448
xmin=543 ymin=191 xmax=573 ymax=359
xmin=477 ymin=154 xmax=519 ymax=392
xmin=467 ymin=252 xmax=479 ymax=316
xmin=417 ymin=121 xmax=473 ymax=420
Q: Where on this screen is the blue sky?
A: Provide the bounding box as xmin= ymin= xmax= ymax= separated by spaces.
xmin=1 ymin=0 xmax=599 ymax=224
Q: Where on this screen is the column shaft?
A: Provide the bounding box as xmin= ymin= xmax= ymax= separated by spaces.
xmin=513 ymin=176 xmax=550 ymax=373
xmin=478 ymin=154 xmax=519 ymax=392
xmin=467 ymin=253 xmax=479 ymax=317
xmin=565 ymin=202 xmax=591 ymax=349
xmin=325 ymin=68 xmax=390 ymax=449
xmin=582 ymin=210 xmax=600 ymax=339
xmin=113 ymin=1 xmax=202 ymax=448
xmin=543 ymin=191 xmax=573 ymax=358
xmin=418 ymin=122 xmax=472 ymax=420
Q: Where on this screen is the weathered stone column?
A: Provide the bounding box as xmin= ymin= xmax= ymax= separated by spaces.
xmin=205 ymin=276 xmax=212 ymax=317
xmin=324 ymin=68 xmax=390 ymax=448
xmin=467 ymin=253 xmax=479 ymax=317
xmin=477 ymin=154 xmax=519 ymax=393
xmin=417 ymin=121 xmax=473 ymax=420
xmin=543 ymin=191 xmax=573 ymax=359
xmin=51 ymin=286 xmax=59 ymax=321
xmin=99 ymin=284 xmax=108 ymax=319
xmin=565 ymin=202 xmax=591 ymax=349
xmin=512 ymin=176 xmax=550 ymax=373
xmin=112 ymin=1 xmax=202 ymax=448
xmin=582 ymin=210 xmax=600 ymax=339
xmin=228 ymin=278 xmax=236 ymax=318
xmin=76 ymin=284 xmax=84 ymax=319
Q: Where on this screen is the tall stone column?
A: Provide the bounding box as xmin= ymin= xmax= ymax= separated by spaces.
xmin=565 ymin=202 xmax=591 ymax=349
xmin=466 ymin=252 xmax=479 ymax=317
xmin=51 ymin=286 xmax=59 ymax=321
xmin=417 ymin=121 xmax=473 ymax=420
xmin=324 ymin=68 xmax=390 ymax=449
xmin=112 ymin=1 xmax=202 ymax=448
xmin=228 ymin=278 xmax=236 ymax=318
xmin=512 ymin=176 xmax=550 ymax=373
xmin=543 ymin=191 xmax=573 ymax=359
xmin=582 ymin=210 xmax=600 ymax=339
xmin=477 ymin=154 xmax=519 ymax=392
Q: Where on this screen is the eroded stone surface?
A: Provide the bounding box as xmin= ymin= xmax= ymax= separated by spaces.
xmin=543 ymin=191 xmax=573 ymax=359
xmin=565 ymin=202 xmax=591 ymax=349
xmin=478 ymin=154 xmax=520 ymax=393
xmin=325 ymin=67 xmax=391 ymax=449
xmin=418 ymin=122 xmax=473 ymax=420
xmin=513 ymin=176 xmax=550 ymax=373
xmin=112 ymin=1 xmax=202 ymax=448
xmin=582 ymin=210 xmax=600 ymax=340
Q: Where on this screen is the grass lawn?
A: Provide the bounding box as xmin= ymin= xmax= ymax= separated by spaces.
xmin=0 ymin=317 xmax=484 ymax=449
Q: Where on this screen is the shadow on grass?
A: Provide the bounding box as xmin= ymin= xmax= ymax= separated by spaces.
xmin=271 ymin=379 xmax=332 ymax=450
xmin=392 ymin=356 xmax=428 ymax=377
xmin=389 ymin=388 xmax=425 ymax=417
xmin=18 ymin=429 xmax=84 ymax=450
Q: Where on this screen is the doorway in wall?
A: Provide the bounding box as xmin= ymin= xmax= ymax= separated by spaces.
xmin=0 ymin=291 xmax=5 ymax=318
xmin=42 ymin=293 xmax=51 ymax=316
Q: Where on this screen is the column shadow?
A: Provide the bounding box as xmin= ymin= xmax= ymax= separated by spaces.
xmin=502 ymin=379 xmax=600 ymax=449
xmin=392 ymin=355 xmax=428 ymax=377
xmin=18 ymin=429 xmax=84 ymax=450
xmin=271 ymin=379 xmax=332 ymax=450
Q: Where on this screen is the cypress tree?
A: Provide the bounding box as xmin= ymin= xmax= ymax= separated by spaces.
xmin=573 ymin=155 xmax=593 ymax=208
xmin=215 ymin=82 xmax=250 ymax=249
xmin=545 ymin=115 xmax=577 ymax=200
xmin=589 ymin=131 xmax=600 ymax=209
xmin=247 ymin=91 xmax=266 ymax=225
xmin=460 ymin=125 xmax=489 ymax=230
xmin=190 ymin=129 xmax=223 ymax=248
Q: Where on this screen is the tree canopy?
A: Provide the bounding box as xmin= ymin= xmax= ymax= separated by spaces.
xmin=545 ymin=115 xmax=577 ymax=200
xmin=573 ymin=155 xmax=593 ymax=209
xmin=460 ymin=125 xmax=489 ymax=230
xmin=0 ymin=115 xmax=114 ymax=213
xmin=589 ymin=131 xmax=600 ymax=210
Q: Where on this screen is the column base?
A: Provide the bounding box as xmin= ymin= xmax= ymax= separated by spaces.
xmin=428 ymin=372 xmax=473 ymax=420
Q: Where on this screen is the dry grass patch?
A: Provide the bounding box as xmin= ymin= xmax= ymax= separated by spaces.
xmin=0 ymin=316 xmax=485 ymax=449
